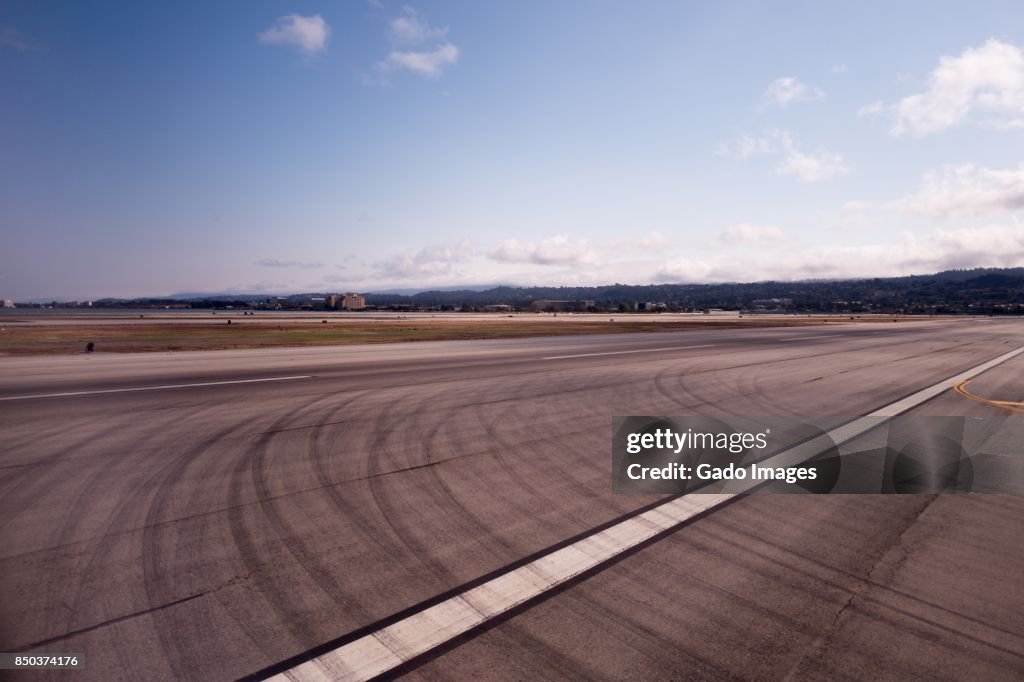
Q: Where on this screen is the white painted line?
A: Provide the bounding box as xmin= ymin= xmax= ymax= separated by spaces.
xmin=268 ymin=345 xmax=1024 ymax=682
xmin=543 ymin=344 xmax=715 ymax=360
xmin=0 ymin=375 xmax=313 ymax=401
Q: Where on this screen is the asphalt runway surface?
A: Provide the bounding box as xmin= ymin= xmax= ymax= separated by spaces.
xmin=1 ymin=320 xmax=1022 ymax=680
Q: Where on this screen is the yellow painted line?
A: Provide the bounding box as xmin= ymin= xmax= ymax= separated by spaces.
xmin=953 ymin=380 xmax=1024 ymax=413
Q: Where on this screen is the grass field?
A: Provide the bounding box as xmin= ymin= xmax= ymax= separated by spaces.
xmin=0 ymin=314 xmax=929 ymax=355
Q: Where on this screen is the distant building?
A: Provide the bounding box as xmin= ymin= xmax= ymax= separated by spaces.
xmin=342 ymin=293 xmax=365 ymax=310
xmin=483 ymin=304 xmax=513 ymax=312
xmin=636 ymin=302 xmax=667 ymax=311
xmin=751 ymin=298 xmax=793 ymax=311
xmin=326 ymin=294 xmax=339 ymax=309
xmin=1 ymin=299 xmax=13 ymax=308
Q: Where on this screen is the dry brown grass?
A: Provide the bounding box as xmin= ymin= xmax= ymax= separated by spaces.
xmin=0 ymin=315 xmax=915 ymax=355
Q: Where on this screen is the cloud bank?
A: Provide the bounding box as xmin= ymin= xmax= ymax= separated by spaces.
xmin=377 ymin=7 xmax=459 ymax=78
xmin=896 ymin=163 xmax=1024 ymax=216
xmin=865 ymin=39 xmax=1024 ymax=136
xmin=256 ymin=258 xmax=325 ymax=269
xmin=762 ymin=77 xmax=824 ymax=106
xmin=488 ymin=234 xmax=600 ymax=266
xmin=718 ymin=130 xmax=849 ymax=183
xmin=259 ymin=14 xmax=331 ymax=56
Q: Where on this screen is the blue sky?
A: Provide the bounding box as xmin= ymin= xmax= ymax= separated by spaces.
xmin=2 ymin=1 xmax=1024 ymax=299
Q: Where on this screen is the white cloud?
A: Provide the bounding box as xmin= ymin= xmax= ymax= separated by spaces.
xmin=633 ymin=231 xmax=668 ymax=248
xmin=256 ymin=258 xmax=324 ymax=269
xmin=606 ymin=231 xmax=668 ymax=253
xmin=857 ymin=100 xmax=885 ymax=116
xmin=878 ymin=39 xmax=1024 ymax=136
xmin=221 ymin=280 xmax=302 ymax=294
xmin=717 ymin=130 xmax=848 ymax=182
xmin=379 ymin=42 xmax=459 ymax=77
xmin=715 ymin=132 xmax=779 ymax=159
xmin=259 ymin=14 xmax=330 ymax=56
xmin=834 ymin=201 xmax=874 ymax=231
xmin=907 ymin=224 xmax=1024 ymax=270
xmin=389 ymin=7 xmax=447 ymax=46
xmin=777 ymin=148 xmax=849 ymax=183
xmin=375 ymin=7 xmax=459 ymax=78
xmin=896 ymin=163 xmax=1024 ymax=216
xmin=832 ymin=64 xmax=848 ymax=74
xmin=719 ymin=223 xmax=785 ymax=245
xmin=992 ymin=118 xmax=1024 ymax=131
xmin=653 ymin=258 xmax=716 ymax=283
xmin=775 ymin=132 xmax=849 ymax=183
xmin=358 ymin=71 xmax=392 ymax=88
xmin=0 ymin=26 xmax=32 ymax=51
xmin=488 ymin=234 xmax=600 ymax=266
xmin=762 ymin=77 xmax=824 ymax=106
xmin=373 ymin=241 xmax=475 ymax=279
xmin=247 ymin=220 xmax=1023 ymax=293
xmin=655 ymin=224 xmax=1024 ymax=283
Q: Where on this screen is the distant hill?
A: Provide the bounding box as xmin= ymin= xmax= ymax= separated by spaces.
xmin=58 ymin=267 xmax=1024 ymax=314
xmin=361 ymin=268 xmax=1024 ymax=314
xmin=365 ymin=284 xmax=506 ymax=295
xmin=165 ymin=291 xmax=272 ymax=301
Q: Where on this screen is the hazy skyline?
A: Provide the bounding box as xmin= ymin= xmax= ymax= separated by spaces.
xmin=2 ymin=1 xmax=1024 ymax=299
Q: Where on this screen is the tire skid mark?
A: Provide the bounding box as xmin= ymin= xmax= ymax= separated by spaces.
xmin=24 ymin=403 xmax=252 ymax=680
xmin=250 ymin=392 xmax=375 ymax=618
xmin=0 ymin=418 xmax=142 ymax=531
xmin=7 ymin=324 xmax=1022 ymax=680
xmin=469 ymin=376 xmax=701 ymax=674
xmin=676 ymin=356 xmax=750 ymax=417
xmin=749 ymin=340 xmax=984 ymax=415
xmin=415 ymin=389 xmax=610 ymax=681
xmin=524 ymin=385 xmax=618 ymax=485
xmin=168 ymin=396 xmax=363 ymax=670
xmin=363 ymin=384 xmax=470 ymax=584
xmin=457 ymin=396 xmax=583 ymax=537
xmin=143 ymin=405 xmax=282 ymax=679
xmin=658 ymin=338 xmax=989 ymax=415
xmin=45 ymin=405 xmax=214 ymax=642
xmin=466 ymin=372 xmax=606 ymax=530
xmin=0 ymin=422 xmax=605 ymax=565
xmin=367 ymin=336 xmax=1021 ymax=678
xmin=652 ymin=354 xmax=715 ymax=413
xmin=373 ymin=381 xmax=538 ymax=583
xmin=0 ymin=411 xmax=105 ymax=461
xmin=418 ymin=397 xmax=522 ymax=558
xmin=354 ymin=388 xmax=448 ymax=581
xmin=223 ymin=393 xmax=339 ymax=648
xmin=516 ymin=568 xmax=729 ymax=678
xmin=304 ymin=390 xmax=407 ymax=615
xmin=499 ymin=381 xmax=609 ymax=505
xmin=693 ymin=501 xmax=1024 ymax=651
xmin=414 ymin=410 xmax=623 ymax=672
